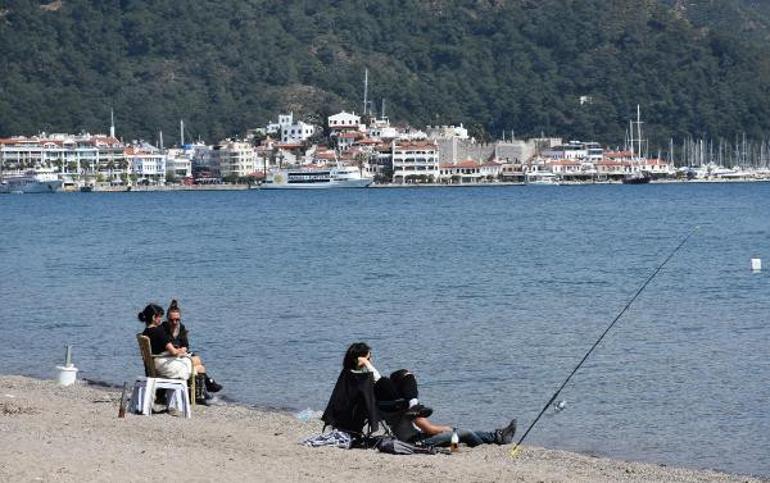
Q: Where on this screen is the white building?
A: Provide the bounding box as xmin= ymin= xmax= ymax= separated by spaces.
xmin=367 ymin=117 xmax=400 ymax=140
xmin=391 ymin=140 xmax=440 ymax=183
xmin=265 ymin=113 xmax=295 ymax=135
xmin=126 ymin=144 xmax=166 ymax=185
xmin=281 ymin=120 xmax=316 ymax=144
xmin=165 ymin=148 xmax=193 ymax=181
xmin=0 ymin=132 xmax=126 ymax=185
xmin=328 ymin=111 xmax=363 ymax=135
xmin=212 ymin=140 xmax=256 ymax=179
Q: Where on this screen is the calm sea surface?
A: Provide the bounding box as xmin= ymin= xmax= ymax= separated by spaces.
xmin=1 ymin=183 xmax=768 ymax=476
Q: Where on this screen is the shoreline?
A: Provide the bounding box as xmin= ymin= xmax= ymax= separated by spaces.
xmin=0 ymin=375 xmax=764 ymax=482
xmin=50 ymin=177 xmax=770 ymax=193
xmin=2 ymin=177 xmax=768 ymax=194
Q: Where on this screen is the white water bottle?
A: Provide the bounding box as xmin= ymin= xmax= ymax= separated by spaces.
xmin=450 ymin=428 xmax=459 ymax=452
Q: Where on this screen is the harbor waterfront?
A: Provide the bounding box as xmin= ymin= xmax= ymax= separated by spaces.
xmin=1 ymin=183 xmax=768 ymax=477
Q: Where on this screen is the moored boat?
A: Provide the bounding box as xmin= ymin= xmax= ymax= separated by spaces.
xmin=0 ymin=171 xmax=63 ymax=193
xmin=525 ymin=172 xmax=560 ymax=185
xmin=622 ymin=171 xmax=652 ymax=184
xmin=261 ymin=166 xmax=373 ymax=189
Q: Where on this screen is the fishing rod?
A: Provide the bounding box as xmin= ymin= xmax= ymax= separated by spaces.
xmin=510 ymin=226 xmax=699 ymax=457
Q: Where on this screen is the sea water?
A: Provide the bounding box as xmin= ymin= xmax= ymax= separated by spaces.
xmin=1 ymin=183 xmax=768 ymax=476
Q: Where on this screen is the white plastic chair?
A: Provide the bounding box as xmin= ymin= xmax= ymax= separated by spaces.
xmin=130 ymin=376 xmax=191 ymax=417
xmin=129 ymin=334 xmax=193 ymax=418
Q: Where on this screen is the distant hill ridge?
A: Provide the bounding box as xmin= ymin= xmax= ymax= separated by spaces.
xmin=2 ymin=0 xmax=770 ymax=148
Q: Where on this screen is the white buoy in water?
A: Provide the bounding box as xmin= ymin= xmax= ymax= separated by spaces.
xmin=751 ymin=258 xmax=762 ymax=272
xmin=56 ymin=345 xmax=78 ymax=386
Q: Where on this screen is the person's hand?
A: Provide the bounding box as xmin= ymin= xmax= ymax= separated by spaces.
xmin=357 ymin=356 xmax=369 ymax=368
xmin=178 ymin=347 xmax=188 ymax=356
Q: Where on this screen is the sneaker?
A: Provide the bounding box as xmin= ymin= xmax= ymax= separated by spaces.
xmin=404 ymin=404 xmax=433 ymax=419
xmin=205 ymin=377 xmax=223 ymax=393
xmin=494 ymin=418 xmax=517 ymax=445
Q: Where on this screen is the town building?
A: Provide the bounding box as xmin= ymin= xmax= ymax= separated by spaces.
xmin=212 ymin=140 xmax=257 ymax=179
xmin=0 ymin=132 xmax=126 ymax=185
xmin=327 ymin=111 xmax=364 ymax=136
xmin=390 ymin=140 xmax=440 ymax=183
xmin=125 ymin=143 xmax=166 ymax=185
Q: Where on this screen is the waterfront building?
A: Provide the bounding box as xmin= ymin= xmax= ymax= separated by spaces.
xmin=164 ymin=148 xmax=193 ymax=182
xmin=542 ymin=141 xmax=589 ymax=161
xmin=0 ymin=132 xmax=126 ymax=185
xmin=546 ymin=159 xmax=583 ymax=175
xmin=126 ymin=143 xmax=166 ymax=185
xmin=391 ymin=140 xmax=440 ymax=183
xmin=433 ymin=136 xmax=532 ymax=166
xmin=212 ymin=140 xmax=257 ymax=179
xmin=439 ymin=159 xmax=502 ymax=183
xmin=639 ymin=157 xmax=675 ymax=176
xmin=499 ymin=162 xmax=526 ymax=183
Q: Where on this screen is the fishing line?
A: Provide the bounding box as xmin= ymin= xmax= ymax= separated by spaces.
xmin=510 ymin=226 xmax=699 ymax=458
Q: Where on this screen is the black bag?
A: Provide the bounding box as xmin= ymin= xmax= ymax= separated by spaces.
xmin=375 ymin=436 xmax=439 ymax=455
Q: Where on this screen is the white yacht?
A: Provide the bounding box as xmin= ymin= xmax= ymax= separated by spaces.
xmin=0 ymin=171 xmax=63 ymax=194
xmin=261 ymin=166 xmax=373 ymax=189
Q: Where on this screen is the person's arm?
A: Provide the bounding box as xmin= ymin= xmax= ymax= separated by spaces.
xmin=165 ymin=342 xmax=188 ymax=357
xmin=413 ymin=417 xmax=452 ymax=436
xmin=357 ymin=358 xmax=381 ymax=382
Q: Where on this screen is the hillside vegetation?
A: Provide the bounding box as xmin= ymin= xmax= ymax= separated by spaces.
xmin=2 ymin=0 xmax=770 ymax=148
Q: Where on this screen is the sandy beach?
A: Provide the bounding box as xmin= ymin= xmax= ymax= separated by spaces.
xmin=0 ymin=376 xmax=763 ymax=482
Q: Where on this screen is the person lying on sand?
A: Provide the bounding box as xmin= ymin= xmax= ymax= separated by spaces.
xmin=375 ymin=369 xmax=517 ymax=448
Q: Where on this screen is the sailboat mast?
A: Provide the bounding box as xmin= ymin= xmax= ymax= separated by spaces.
xmin=363 ymin=69 xmax=369 ymax=117
xmin=636 ymin=104 xmax=643 ymax=159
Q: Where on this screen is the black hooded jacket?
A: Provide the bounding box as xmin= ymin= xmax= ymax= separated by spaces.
xmin=321 ymin=370 xmax=380 ymax=435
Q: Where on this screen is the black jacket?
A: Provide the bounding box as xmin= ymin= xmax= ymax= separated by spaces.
xmin=321 ymin=370 xmax=380 ymax=435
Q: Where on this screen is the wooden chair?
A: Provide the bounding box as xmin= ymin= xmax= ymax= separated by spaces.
xmin=130 ymin=334 xmax=195 ymax=416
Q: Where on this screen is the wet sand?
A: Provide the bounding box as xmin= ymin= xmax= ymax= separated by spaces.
xmin=0 ymin=375 xmax=763 ymax=482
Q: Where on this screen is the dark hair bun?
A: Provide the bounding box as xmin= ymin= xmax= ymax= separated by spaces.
xmin=138 ymin=311 xmax=147 ymax=323
xmin=168 ymin=299 xmax=180 ymax=312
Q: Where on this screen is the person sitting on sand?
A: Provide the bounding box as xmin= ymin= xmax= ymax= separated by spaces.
xmin=162 ymin=299 xmax=222 ymax=401
xmin=321 ymin=342 xmax=383 ymax=436
xmin=138 ymin=303 xmax=194 ymax=383
xmin=375 ymin=369 xmax=517 ymax=448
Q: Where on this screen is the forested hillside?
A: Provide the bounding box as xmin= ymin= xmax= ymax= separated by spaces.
xmin=2 ymin=0 xmax=770 ymax=148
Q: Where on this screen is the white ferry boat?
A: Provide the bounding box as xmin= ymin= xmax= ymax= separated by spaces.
xmin=0 ymin=171 xmax=63 ymax=194
xmin=261 ymin=167 xmax=373 ymax=189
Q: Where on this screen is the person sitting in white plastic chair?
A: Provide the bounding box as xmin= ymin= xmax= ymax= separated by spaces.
xmin=138 ymin=303 xmax=193 ymax=381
